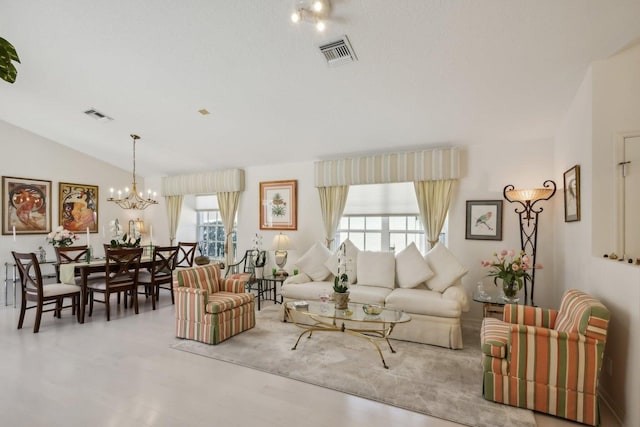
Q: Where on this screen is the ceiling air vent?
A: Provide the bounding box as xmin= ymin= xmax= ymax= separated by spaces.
xmin=83 ymin=108 xmax=113 ymax=122
xmin=319 ymin=36 xmax=357 ymax=67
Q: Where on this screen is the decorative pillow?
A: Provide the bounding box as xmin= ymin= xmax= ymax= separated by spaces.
xmin=356 ymin=251 xmax=396 ymax=289
xmin=424 ymin=243 xmax=468 ymax=292
xmin=395 ymin=242 xmax=434 ymax=288
xmin=295 ymin=242 xmax=332 ymax=281
xmin=324 ymin=239 xmax=359 ymax=284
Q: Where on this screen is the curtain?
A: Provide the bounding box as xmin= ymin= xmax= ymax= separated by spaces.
xmin=317 ymin=185 xmax=350 ymax=249
xmin=164 ymin=195 xmax=183 ymax=245
xmin=414 ymin=179 xmax=455 ymax=248
xmin=217 ymin=191 xmax=240 ymax=267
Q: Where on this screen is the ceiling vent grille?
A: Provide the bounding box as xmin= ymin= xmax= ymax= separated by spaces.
xmin=83 ymin=108 xmax=113 ymax=122
xmin=319 ymin=36 xmax=357 ymax=67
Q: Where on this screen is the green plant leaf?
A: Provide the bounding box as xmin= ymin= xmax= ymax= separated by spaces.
xmin=0 ymin=37 xmax=20 ymax=84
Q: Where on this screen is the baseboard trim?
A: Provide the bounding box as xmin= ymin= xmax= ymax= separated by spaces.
xmin=599 ymin=387 xmax=624 ymax=426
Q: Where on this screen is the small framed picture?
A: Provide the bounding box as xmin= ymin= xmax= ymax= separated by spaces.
xmin=2 ymin=176 xmax=52 ymax=235
xmin=59 ymin=182 xmax=99 ymax=232
xmin=259 ymin=180 xmax=297 ymax=230
xmin=563 ymin=165 xmax=580 ymax=222
xmin=465 ymin=200 xmax=503 ymax=240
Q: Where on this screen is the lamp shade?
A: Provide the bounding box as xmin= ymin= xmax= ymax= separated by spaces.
xmin=272 ymin=233 xmax=290 ymax=250
xmin=505 ymin=188 xmax=554 ymax=202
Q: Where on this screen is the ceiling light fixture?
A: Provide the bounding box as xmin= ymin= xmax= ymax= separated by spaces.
xmin=290 ymin=0 xmax=331 ymax=32
xmin=108 ymin=134 xmax=158 ymax=210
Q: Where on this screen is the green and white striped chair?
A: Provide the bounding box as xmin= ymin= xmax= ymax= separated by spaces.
xmin=481 ymin=289 xmax=610 ymax=426
xmin=175 ymin=264 xmax=255 ymax=344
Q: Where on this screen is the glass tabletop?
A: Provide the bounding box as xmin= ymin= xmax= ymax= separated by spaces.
xmin=287 ymin=300 xmax=410 ymax=324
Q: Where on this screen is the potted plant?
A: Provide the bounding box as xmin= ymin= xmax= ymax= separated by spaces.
xmin=0 ymin=37 xmax=20 ymax=84
xmin=333 ymin=242 xmax=350 ymax=309
xmin=481 ymin=249 xmax=541 ymax=303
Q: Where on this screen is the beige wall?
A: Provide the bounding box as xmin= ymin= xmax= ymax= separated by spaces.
xmin=555 ymin=43 xmax=640 ymax=425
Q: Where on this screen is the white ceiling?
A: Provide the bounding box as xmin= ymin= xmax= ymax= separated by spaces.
xmin=1 ymin=0 xmax=639 ymax=177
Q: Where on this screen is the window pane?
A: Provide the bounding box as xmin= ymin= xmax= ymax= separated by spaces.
xmin=365 ymin=232 xmax=382 ymax=251
xmin=350 ymin=216 xmax=365 ymax=229
xmin=407 ymin=216 xmax=422 ymax=231
xmin=339 ymin=217 xmax=349 ymax=229
xmin=349 ymin=233 xmax=365 ymax=250
xmin=389 ymin=233 xmax=406 ymax=253
xmin=366 ymin=216 xmax=382 ymax=229
xmin=389 ymin=216 xmax=406 ymax=231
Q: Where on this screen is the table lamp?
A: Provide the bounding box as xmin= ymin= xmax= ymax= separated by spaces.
xmin=272 ymin=233 xmax=290 ymax=277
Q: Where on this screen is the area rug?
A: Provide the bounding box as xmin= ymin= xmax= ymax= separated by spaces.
xmin=170 ymin=306 xmax=535 ymax=427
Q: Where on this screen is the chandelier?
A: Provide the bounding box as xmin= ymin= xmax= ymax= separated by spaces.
xmin=107 ymin=134 xmax=158 ymax=210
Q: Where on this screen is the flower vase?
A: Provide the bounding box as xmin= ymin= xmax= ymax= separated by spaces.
xmin=334 ymin=292 xmax=350 ymax=310
xmin=502 ymin=279 xmax=520 ymax=303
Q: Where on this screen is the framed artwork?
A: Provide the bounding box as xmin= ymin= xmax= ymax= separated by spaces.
xmin=59 ymin=182 xmax=99 ymax=232
xmin=563 ymin=165 xmax=580 ymax=222
xmin=259 ymin=180 xmax=297 ymax=230
xmin=465 ymin=200 xmax=503 ymax=240
xmin=2 ymin=176 xmax=52 ymax=235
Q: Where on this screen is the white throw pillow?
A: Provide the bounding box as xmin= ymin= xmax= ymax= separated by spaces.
xmin=395 ymin=242 xmax=434 ymax=288
xmin=324 ymin=239 xmax=359 ymax=284
xmin=356 ymin=251 xmax=396 ymax=289
xmin=424 ymin=243 xmax=468 ymax=292
xmin=296 ymin=242 xmax=332 ymax=281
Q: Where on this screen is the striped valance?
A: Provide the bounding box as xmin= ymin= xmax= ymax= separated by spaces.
xmin=161 ymin=169 xmax=244 ymax=196
xmin=314 ymin=148 xmax=460 ymax=187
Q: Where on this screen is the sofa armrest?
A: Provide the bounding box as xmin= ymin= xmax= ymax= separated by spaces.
xmin=442 ymin=283 xmax=469 ymax=312
xmin=174 ymin=287 xmax=208 ymax=321
xmin=283 ymin=272 xmax=312 ymax=285
xmin=508 ymin=324 xmax=605 ymax=391
xmin=503 ymin=305 xmax=558 ymax=328
xmin=220 ymin=276 xmax=247 ymax=293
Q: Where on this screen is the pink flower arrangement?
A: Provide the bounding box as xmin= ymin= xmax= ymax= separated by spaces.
xmin=481 ymin=249 xmax=541 ymax=290
xmin=46 ymin=225 xmax=79 ymax=247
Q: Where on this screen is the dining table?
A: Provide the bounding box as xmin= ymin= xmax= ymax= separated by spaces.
xmin=59 ymin=256 xmax=153 ymax=323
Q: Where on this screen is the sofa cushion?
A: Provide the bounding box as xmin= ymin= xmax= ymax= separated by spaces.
xmin=395 ymin=242 xmax=434 ymax=288
xmin=384 ymin=288 xmax=461 ymax=318
xmin=296 ymin=242 xmax=332 ymax=281
xmin=356 ymin=251 xmax=395 ymax=289
xmin=205 ymin=291 xmax=254 ymax=314
xmin=348 ymin=284 xmax=393 ymax=305
xmin=325 ymin=239 xmax=359 ymax=284
xmin=281 ymin=281 xmax=334 ymax=301
xmin=424 ymin=243 xmax=468 ymax=292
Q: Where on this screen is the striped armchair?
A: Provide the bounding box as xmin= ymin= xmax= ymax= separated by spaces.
xmin=481 ymin=289 xmax=610 ymax=426
xmin=175 ymin=264 xmax=255 ymax=344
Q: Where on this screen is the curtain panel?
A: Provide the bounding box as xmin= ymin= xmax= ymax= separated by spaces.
xmin=164 ymin=195 xmax=183 ymax=245
xmin=161 ymin=169 xmax=244 ymax=196
xmin=317 ymin=186 xmax=350 ymax=249
xmin=217 ymin=192 xmax=240 ymax=267
xmin=414 ymin=179 xmax=455 ymax=248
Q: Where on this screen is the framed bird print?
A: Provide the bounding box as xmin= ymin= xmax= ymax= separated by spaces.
xmin=465 ymin=200 xmax=502 ymax=240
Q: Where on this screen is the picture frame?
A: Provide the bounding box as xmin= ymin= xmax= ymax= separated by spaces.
xmin=465 ymin=200 xmax=503 ymax=240
xmin=2 ymin=176 xmax=52 ymax=235
xmin=259 ymin=180 xmax=297 ymax=230
xmin=59 ymin=182 xmax=99 ymax=232
xmin=563 ymin=165 xmax=580 ymax=222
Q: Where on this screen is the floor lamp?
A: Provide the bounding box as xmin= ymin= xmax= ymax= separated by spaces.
xmin=503 ymin=180 xmax=556 ymax=306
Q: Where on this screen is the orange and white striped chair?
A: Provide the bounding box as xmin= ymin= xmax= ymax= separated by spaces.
xmin=175 ymin=264 xmax=255 ymax=345
xmin=481 ymin=289 xmax=610 ymax=426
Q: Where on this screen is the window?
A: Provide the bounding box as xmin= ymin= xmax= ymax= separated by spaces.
xmin=336 ymin=215 xmax=446 ymax=253
xmin=197 ymin=210 xmax=236 ymax=259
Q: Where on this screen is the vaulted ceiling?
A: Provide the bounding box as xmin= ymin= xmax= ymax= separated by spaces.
xmin=1 ymin=1 xmax=639 ymax=177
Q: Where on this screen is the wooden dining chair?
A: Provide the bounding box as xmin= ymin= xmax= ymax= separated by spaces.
xmin=176 ymin=242 xmax=197 ymax=268
xmin=137 ymin=245 xmax=179 ymax=308
xmin=12 ymin=251 xmax=81 ymax=333
xmin=54 ymin=245 xmax=92 ymax=283
xmin=87 ymin=247 xmax=143 ymax=321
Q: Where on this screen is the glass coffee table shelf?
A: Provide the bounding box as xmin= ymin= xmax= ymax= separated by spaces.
xmin=284 ymin=300 xmax=411 ymax=369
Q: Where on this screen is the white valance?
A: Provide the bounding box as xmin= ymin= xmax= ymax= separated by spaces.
xmin=314 ymin=148 xmax=460 ymax=187
xmin=161 ymin=169 xmax=244 ymax=196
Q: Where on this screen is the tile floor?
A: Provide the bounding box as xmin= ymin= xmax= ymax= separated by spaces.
xmin=0 ymin=289 xmax=620 ymax=427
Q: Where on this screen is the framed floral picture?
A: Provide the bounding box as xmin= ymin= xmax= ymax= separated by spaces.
xmin=563 ymin=165 xmax=580 ymax=222
xmin=2 ymin=176 xmax=52 ymax=235
xmin=59 ymin=182 xmax=99 ymax=232
xmin=259 ymin=180 xmax=297 ymax=230
xmin=465 ymin=200 xmax=503 ymax=240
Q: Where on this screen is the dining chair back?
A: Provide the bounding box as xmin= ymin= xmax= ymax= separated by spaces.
xmin=138 ymin=245 xmax=179 ymax=308
xmin=87 ymin=247 xmax=143 ymax=321
xmin=176 ymin=242 xmax=197 ymax=268
xmin=54 ymin=245 xmax=89 ymax=282
xmin=12 ymin=251 xmax=81 ymax=333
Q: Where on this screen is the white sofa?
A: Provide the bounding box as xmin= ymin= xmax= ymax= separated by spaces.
xmin=280 ymin=241 xmax=470 ymax=349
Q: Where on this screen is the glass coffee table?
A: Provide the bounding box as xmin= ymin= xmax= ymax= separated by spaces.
xmin=284 ymin=300 xmax=411 ymax=369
